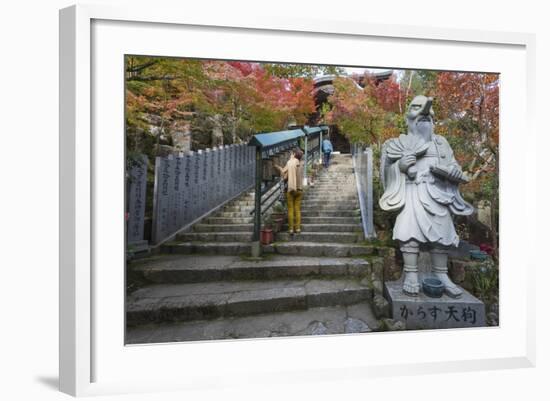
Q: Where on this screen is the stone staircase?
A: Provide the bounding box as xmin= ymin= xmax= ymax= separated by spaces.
xmin=274 ymin=153 xmax=366 ymax=250
xmin=160 ymin=186 xmax=267 ymax=255
xmin=126 ymin=154 xmax=389 ymax=344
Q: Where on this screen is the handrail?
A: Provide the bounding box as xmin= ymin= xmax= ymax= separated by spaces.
xmin=249 ymin=178 xmax=283 ymax=216
xmin=260 ymin=179 xmax=284 ymax=215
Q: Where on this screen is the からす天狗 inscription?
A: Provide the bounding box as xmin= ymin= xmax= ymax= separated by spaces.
xmin=384 ymin=279 xmax=486 ymax=329
xmin=399 ymin=304 xmax=478 ymax=325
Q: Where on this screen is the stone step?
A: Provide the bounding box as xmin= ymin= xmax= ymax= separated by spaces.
xmin=232 ymin=194 xmax=358 ymax=206
xmin=194 ymin=223 xmax=253 ymax=232
xmin=205 ymin=217 xmax=253 ymax=224
xmin=304 ymin=191 xmax=356 ymax=196
xmin=126 ymin=302 xmax=377 ymax=344
xmin=315 ymin=179 xmax=354 ymax=183
xmin=301 ymin=216 xmax=362 ymax=224
xmin=309 ymin=183 xmax=356 ymax=188
xmin=305 ymin=191 xmax=356 ymax=196
xmin=126 ymin=278 xmax=372 ymax=325
xmin=130 ymin=255 xmax=372 ymax=284
xmin=306 ymin=189 xmax=356 ymax=194
xmin=301 ymin=210 xmax=360 ymax=217
xmin=302 ymin=199 xmax=357 ymax=205
xmin=308 ymin=184 xmax=357 ymax=194
xmin=310 ymin=177 xmax=355 ymax=181
xmin=264 ymin=241 xmax=375 ymax=257
xmin=239 ymin=187 xmax=282 ymax=201
xmin=200 ymin=217 xmax=361 ymax=228
xmin=315 ymin=177 xmax=355 ymax=180
xmin=223 ymin=205 xmax=254 ymax=212
xmin=215 ymin=211 xmax=255 ymax=218
xmin=318 ymin=170 xmax=353 ymax=173
xmin=227 ymin=200 xmax=256 ymax=207
xmin=290 ymin=223 xmax=363 ymax=232
xmin=276 ymin=232 xmax=362 ymax=243
xmin=303 ymin=194 xmax=357 ymax=200
xmin=162 ymin=239 xmax=375 ymax=257
xmin=162 ymin=241 xmax=252 ymax=255
xmin=316 ymin=178 xmax=353 ymax=180
xmin=309 ymin=181 xmax=356 ymax=186
xmin=177 ymin=232 xmax=252 ymax=242
xmin=301 ymin=201 xmax=359 ymax=209
xmin=316 ymin=176 xmax=354 ymax=179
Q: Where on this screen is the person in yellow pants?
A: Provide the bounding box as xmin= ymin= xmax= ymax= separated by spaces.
xmin=274 ymin=148 xmax=304 ymax=235
xmin=286 ymin=189 xmax=303 ymax=234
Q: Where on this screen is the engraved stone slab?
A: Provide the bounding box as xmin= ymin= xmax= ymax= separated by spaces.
xmin=191 ymin=150 xmax=201 ymax=219
xmin=164 ymin=155 xmax=177 ymax=235
xmin=248 ymin=147 xmax=254 ymax=183
xmin=236 ymin=145 xmax=243 ymax=192
xmin=207 ymin=148 xmax=216 ymax=212
xmin=127 ymin=155 xmax=148 ymax=244
xmin=229 ymin=145 xmax=236 ymax=198
xmin=152 ymin=156 xmax=172 ymax=244
xmin=384 ymin=276 xmax=486 ymax=330
xmin=199 ymin=149 xmax=209 ymax=216
xmin=172 ymin=156 xmax=184 ymax=231
xmin=182 ymin=152 xmax=192 ymax=226
xmin=221 ymin=146 xmax=228 ymax=200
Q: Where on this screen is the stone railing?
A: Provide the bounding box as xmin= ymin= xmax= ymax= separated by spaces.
xmin=151 ymin=144 xmax=255 ymax=245
xmin=352 ymin=143 xmax=376 ymax=239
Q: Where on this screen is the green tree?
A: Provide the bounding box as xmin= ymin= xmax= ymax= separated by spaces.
xmin=263 ymin=64 xmax=344 ymax=78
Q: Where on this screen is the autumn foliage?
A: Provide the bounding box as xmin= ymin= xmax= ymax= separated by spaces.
xmin=126 ymin=57 xmax=316 ymax=153
xmin=322 ymin=69 xmax=499 ymax=253
xmin=323 ymin=74 xmax=403 ymax=148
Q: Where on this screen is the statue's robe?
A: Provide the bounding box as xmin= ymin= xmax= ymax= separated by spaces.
xmin=379 ymin=134 xmax=473 ymax=247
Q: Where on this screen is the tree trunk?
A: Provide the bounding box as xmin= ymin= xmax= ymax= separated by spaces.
xmin=211 ymin=114 xmax=224 ymax=147
xmin=491 ymin=155 xmax=499 ymax=263
xmin=231 ymin=107 xmax=238 ymax=144
xmin=404 ymin=71 xmax=414 ymax=106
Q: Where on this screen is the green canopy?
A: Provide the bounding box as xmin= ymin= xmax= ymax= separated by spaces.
xmin=247 ymin=129 xmax=304 ymax=151
xmin=247 ymin=126 xmax=329 ymax=151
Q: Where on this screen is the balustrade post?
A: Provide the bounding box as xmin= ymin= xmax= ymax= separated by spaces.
xmin=366 ymin=147 xmax=376 ymax=238
xmin=251 ymin=147 xmax=262 ymax=257
xmin=303 ymin=135 xmax=308 ymax=185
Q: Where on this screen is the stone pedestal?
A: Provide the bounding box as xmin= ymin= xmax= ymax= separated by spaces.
xmin=384 ymin=276 xmax=486 ymax=330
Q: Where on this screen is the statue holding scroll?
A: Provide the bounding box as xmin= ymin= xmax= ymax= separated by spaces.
xmin=379 ymin=96 xmax=474 ymax=297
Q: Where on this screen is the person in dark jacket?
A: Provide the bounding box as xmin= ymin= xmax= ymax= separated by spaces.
xmin=322 ymin=137 xmax=333 ymax=168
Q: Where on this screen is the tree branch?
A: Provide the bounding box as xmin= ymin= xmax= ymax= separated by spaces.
xmin=127 ymin=75 xmax=176 ymax=82
xmin=126 ymin=60 xmax=158 ymax=73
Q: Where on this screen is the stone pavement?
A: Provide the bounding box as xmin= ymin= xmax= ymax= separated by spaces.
xmin=127 ymin=154 xmax=391 ymax=343
xmin=126 ymin=302 xmax=378 ymax=344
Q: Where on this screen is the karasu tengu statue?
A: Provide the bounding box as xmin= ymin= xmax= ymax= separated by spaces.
xmin=379 ymin=95 xmax=474 ymax=298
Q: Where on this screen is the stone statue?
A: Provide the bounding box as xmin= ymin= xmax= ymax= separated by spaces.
xmin=379 ymin=95 xmax=474 ymax=298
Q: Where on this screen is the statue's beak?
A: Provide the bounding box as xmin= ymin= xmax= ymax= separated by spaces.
xmin=420 ymin=98 xmax=433 ymax=116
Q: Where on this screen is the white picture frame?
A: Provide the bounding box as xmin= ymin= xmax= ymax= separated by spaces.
xmin=59 ymin=3 xmax=536 ymax=397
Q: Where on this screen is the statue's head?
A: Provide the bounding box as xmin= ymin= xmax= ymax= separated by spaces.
xmin=406 ymin=95 xmax=434 ymax=138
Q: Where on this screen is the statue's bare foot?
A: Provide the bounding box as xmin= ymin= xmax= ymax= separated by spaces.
xmin=434 ymin=272 xmax=463 ymax=298
xmin=403 ymin=272 xmax=420 ymax=296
